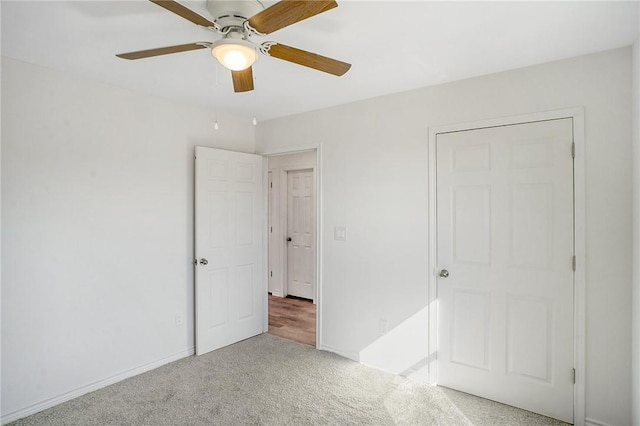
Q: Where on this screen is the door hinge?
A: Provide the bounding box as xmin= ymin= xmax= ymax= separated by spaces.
xmin=572 ymin=255 xmax=576 ymax=272
xmin=572 ymin=368 xmax=576 ymax=384
xmin=270 ymin=226 xmax=273 ymax=233
xmin=270 ymin=182 xmax=273 ymax=188
xmin=571 ymin=142 xmax=575 ymax=159
xmin=270 ymin=271 xmax=273 ymax=277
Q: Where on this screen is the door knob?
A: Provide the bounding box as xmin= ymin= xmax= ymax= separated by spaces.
xmin=439 ymin=269 xmax=449 ymax=278
xmin=286 ymin=237 xmax=292 ymax=242
xmin=199 ymin=258 xmax=208 ymax=265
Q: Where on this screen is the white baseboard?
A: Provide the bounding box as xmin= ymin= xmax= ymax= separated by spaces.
xmin=319 ymin=343 xmax=359 ymax=362
xmin=1 ymin=346 xmax=195 ymax=425
xmin=585 ymin=418 xmax=612 ymax=426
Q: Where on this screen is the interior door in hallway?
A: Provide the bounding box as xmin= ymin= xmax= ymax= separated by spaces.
xmin=195 ymin=146 xmax=264 ymax=356
xmin=436 ymin=119 xmax=575 ymax=423
xmin=286 ymin=169 xmax=315 ymax=300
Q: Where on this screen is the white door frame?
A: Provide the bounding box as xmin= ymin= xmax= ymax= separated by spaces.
xmin=427 ymin=108 xmax=586 ymax=425
xmin=258 ymin=144 xmax=322 ymax=349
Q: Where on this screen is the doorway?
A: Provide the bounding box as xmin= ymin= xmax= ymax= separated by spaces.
xmin=266 ymin=150 xmax=318 ymax=347
xmin=194 ymin=146 xmax=322 ymax=355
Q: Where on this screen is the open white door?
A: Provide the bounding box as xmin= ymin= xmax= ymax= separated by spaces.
xmin=195 ymin=146 xmax=264 ymax=356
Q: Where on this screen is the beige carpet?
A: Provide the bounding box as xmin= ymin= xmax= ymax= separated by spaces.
xmin=10 ymin=334 xmax=568 ymax=425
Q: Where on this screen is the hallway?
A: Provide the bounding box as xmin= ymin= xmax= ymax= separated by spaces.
xmin=268 ymin=295 xmax=316 ymax=346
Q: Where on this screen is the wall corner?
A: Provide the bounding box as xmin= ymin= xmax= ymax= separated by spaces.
xmin=631 ymin=33 xmax=640 ymax=426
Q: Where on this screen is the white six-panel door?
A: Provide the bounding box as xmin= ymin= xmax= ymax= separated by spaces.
xmin=436 ymin=119 xmax=574 ymax=422
xmin=195 ymin=147 xmax=264 ymax=356
xmin=286 ymin=169 xmax=315 ymax=300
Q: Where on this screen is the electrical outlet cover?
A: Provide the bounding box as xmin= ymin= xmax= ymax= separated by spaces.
xmin=334 ymin=226 xmax=347 ymax=241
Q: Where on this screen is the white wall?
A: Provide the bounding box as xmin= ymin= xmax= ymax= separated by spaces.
xmin=256 ymin=47 xmax=633 ymax=426
xmin=632 ymin=34 xmax=640 ymax=426
xmin=0 ymin=6 xmax=4 ymax=418
xmin=0 ymin=57 xmax=255 ymax=422
xmin=267 ymin=151 xmax=316 ymax=297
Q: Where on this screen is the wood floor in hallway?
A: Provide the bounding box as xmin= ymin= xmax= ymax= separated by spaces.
xmin=268 ymin=295 xmax=316 ymax=346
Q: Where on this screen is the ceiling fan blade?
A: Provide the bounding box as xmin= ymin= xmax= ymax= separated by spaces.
xmin=247 ymin=0 xmax=337 ymax=35
xmin=116 ymin=43 xmax=208 ymax=60
xmin=232 ymin=67 xmax=255 ymax=92
xmin=149 ymin=0 xmax=217 ymax=27
xmin=264 ymin=43 xmax=351 ymax=76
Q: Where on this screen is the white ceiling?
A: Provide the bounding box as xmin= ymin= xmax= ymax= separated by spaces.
xmin=2 ymin=1 xmax=639 ymax=121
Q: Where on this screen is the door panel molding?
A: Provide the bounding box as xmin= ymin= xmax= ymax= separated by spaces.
xmin=427 ymin=107 xmax=585 ymax=425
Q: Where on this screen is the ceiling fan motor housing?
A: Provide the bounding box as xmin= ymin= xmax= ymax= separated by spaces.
xmin=206 ymin=0 xmax=264 ymax=31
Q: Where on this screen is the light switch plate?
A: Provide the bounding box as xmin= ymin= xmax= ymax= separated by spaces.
xmin=334 ymin=226 xmax=347 ymax=241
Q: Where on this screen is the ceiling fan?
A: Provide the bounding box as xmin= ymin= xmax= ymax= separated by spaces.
xmin=116 ymin=0 xmax=351 ymax=93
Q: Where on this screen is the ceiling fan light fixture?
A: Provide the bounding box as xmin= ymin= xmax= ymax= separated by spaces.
xmin=211 ymin=39 xmax=257 ymax=71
